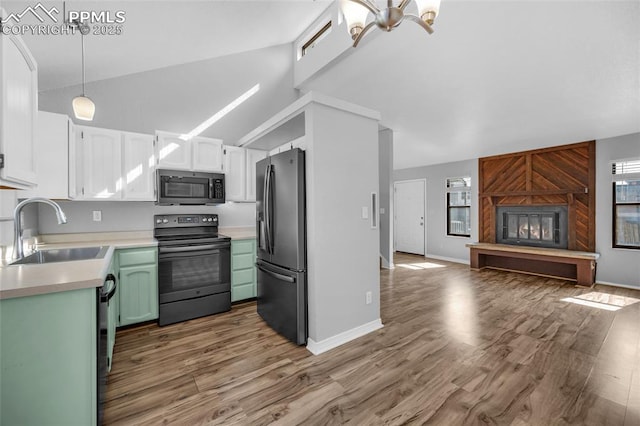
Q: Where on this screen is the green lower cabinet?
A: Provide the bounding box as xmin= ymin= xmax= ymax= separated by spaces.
xmin=0 ymin=288 xmax=97 ymax=426
xmin=231 ymin=238 xmax=257 ymax=302
xmin=117 ymin=247 xmax=158 ymax=326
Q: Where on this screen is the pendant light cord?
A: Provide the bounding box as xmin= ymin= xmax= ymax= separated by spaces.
xmin=81 ymin=31 xmax=86 ymax=96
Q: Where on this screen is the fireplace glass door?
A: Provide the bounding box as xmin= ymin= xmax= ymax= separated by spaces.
xmin=497 ymin=205 xmax=567 ymax=249
xmin=508 ymin=213 xmax=557 ymax=243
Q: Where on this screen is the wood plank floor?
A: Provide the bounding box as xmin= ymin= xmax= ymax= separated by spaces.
xmin=105 ymin=253 xmax=640 ymax=425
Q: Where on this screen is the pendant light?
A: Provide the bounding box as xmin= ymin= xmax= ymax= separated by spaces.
xmin=72 ymin=23 xmax=95 ymax=121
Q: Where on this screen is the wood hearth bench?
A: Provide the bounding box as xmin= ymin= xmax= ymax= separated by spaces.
xmin=466 ymin=243 xmax=600 ymax=287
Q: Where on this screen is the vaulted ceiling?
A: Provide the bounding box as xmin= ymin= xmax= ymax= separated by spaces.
xmin=8 ymin=1 xmax=639 ymax=169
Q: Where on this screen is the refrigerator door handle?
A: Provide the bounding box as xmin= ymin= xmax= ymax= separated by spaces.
xmin=266 ymin=163 xmax=274 ymax=254
xmin=263 ymin=163 xmax=271 ymax=254
xmin=257 ymin=263 xmax=296 ymax=283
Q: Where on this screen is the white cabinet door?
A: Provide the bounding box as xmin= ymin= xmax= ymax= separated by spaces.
xmin=0 ymin=32 xmax=38 ymax=188
xmin=193 ymin=137 xmax=223 ymax=172
xmin=68 ymin=120 xmax=80 ymax=199
xmin=24 ymin=111 xmax=69 ymax=199
xmin=156 ymin=131 xmax=191 ymax=171
xmin=122 ymin=132 xmax=155 ymax=201
xmin=79 ymin=127 xmax=122 ymax=199
xmin=224 ymin=146 xmax=246 ymax=201
xmin=245 ymin=149 xmax=267 ymax=202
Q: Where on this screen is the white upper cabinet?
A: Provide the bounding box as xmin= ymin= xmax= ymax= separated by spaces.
xmin=245 ymin=149 xmax=267 ymax=202
xmin=24 ymin=111 xmax=72 ymax=199
xmin=79 ymin=127 xmax=123 ymax=200
xmin=222 ymin=146 xmax=267 ymax=202
xmin=192 ymin=137 xmax=223 ymax=172
xmin=74 ymin=126 xmax=156 ymax=201
xmin=122 ymin=132 xmax=155 ymax=201
xmin=155 ymin=131 xmax=191 ymax=171
xmin=155 ymin=132 xmax=222 ymax=172
xmin=224 ymin=146 xmax=246 ymax=201
xmin=0 ymin=28 xmax=38 ymax=189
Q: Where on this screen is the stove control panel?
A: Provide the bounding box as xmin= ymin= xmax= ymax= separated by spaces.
xmin=154 ymin=214 xmax=219 ymax=228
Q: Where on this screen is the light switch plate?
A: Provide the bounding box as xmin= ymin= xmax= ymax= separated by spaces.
xmin=361 ymin=206 xmax=368 ymax=219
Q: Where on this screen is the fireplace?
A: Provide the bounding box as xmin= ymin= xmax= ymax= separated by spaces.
xmin=496 ymin=206 xmax=568 ymax=249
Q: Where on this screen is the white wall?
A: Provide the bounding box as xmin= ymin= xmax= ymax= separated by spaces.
xmin=379 ymin=128 xmax=394 ymax=268
xmin=596 ymin=133 xmax=640 ymax=288
xmin=394 ymin=159 xmax=479 ymax=263
xmin=37 ymin=201 xmax=255 ymax=234
xmin=305 ymin=102 xmax=381 ymax=344
xmin=0 ymin=191 xmax=43 ymax=261
xmin=39 ymin=44 xmax=299 ymax=145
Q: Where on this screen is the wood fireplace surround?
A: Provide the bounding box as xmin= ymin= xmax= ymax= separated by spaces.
xmin=471 ymin=141 xmax=597 ymax=285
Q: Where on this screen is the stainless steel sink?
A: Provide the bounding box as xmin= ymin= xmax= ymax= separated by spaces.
xmin=11 ymin=246 xmax=109 ymax=265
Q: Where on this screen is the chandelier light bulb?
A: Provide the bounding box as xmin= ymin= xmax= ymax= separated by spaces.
xmin=340 ymin=0 xmax=370 ymax=40
xmin=415 ymin=0 xmax=441 ymax=24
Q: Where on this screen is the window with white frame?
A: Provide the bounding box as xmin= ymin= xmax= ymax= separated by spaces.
xmin=612 ymin=159 xmax=640 ymax=249
xmin=446 ymin=177 xmax=471 ymax=237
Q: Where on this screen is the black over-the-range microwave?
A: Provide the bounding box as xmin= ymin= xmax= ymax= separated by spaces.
xmin=156 ymin=169 xmax=225 ymax=205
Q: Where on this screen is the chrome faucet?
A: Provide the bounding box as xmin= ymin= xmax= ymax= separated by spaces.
xmin=13 ymin=197 xmax=67 ymax=260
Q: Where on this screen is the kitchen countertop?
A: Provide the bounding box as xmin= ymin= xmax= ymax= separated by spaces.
xmin=219 ymin=226 xmax=256 ymax=239
xmin=0 ymin=232 xmax=157 ymax=300
xmin=0 ymin=228 xmax=255 ymax=300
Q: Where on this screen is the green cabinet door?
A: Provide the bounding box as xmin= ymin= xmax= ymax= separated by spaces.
xmin=231 ymin=239 xmax=257 ymax=302
xmin=118 ymin=264 xmax=158 ymax=326
xmin=0 ymin=288 xmax=97 ymax=426
xmin=117 ymin=247 xmax=158 ymax=326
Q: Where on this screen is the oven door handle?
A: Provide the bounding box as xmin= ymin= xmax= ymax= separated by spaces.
xmin=256 ymin=263 xmax=295 ymax=283
xmin=159 ymin=244 xmax=227 ymax=253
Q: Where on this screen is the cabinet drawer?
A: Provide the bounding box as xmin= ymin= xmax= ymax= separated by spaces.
xmin=231 ymin=239 xmax=255 ymax=255
xmin=231 ymin=283 xmax=255 ymax=302
xmin=232 ymin=253 xmax=254 ymax=270
xmin=232 ymin=269 xmax=254 ymax=286
xmin=117 ymin=247 xmax=157 ymax=267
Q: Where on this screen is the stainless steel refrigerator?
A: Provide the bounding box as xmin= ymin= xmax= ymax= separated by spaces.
xmin=256 ymin=148 xmax=307 ymax=345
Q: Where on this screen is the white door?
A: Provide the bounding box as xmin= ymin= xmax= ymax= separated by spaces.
xmin=394 ymin=179 xmax=425 ymax=255
xmin=80 ymin=127 xmax=122 ymax=200
xmin=192 ymin=137 xmax=223 ymax=172
xmin=245 ymin=149 xmax=267 ymax=201
xmin=122 ymin=132 xmax=155 ymax=201
xmin=224 ymin=146 xmax=246 ymax=201
xmin=156 ymin=131 xmax=191 ymax=170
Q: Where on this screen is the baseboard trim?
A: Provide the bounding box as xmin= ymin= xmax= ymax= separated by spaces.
xmin=595 ymin=280 xmax=640 ymax=291
xmin=306 ymin=319 xmax=383 ymax=355
xmin=380 ymin=255 xmax=394 ymax=269
xmin=424 ymin=253 xmax=470 ymax=265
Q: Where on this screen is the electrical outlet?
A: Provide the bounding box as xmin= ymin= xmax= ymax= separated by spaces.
xmin=366 ymin=291 xmax=372 ymax=305
xmin=92 ymin=210 xmax=102 ymax=222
